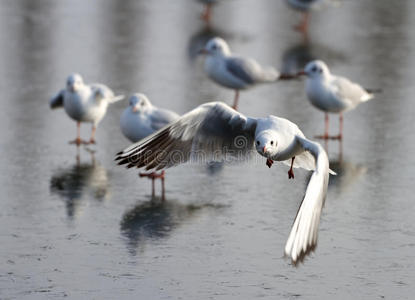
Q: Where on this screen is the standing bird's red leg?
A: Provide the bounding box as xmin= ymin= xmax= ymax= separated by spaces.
xmin=232 ymin=90 xmax=240 ymax=110
xmin=295 ymin=12 xmax=310 ymax=33
xmin=139 ymin=171 xmax=166 ymax=197
xmin=336 ymin=112 xmax=343 ymax=140
xmin=316 ymin=113 xmax=330 ymax=140
xmin=89 ymin=125 xmax=97 ymax=144
xmin=288 ymin=157 xmax=295 ymax=179
xmin=69 ymin=122 xmax=86 ymax=145
xmin=160 ymin=171 xmax=166 ymax=201
xmin=201 ymin=3 xmax=213 ymax=23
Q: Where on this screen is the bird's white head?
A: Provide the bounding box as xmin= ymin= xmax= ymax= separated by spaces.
xmin=255 ymin=131 xmax=278 ymax=158
xmin=303 ymin=60 xmax=330 ymax=79
xmin=128 ymin=93 xmax=151 ymax=113
xmin=66 ymin=73 xmax=84 ymax=93
xmin=202 ymin=37 xmax=231 ymax=57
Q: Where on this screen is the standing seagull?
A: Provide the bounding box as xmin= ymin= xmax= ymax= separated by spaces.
xmin=120 ymin=93 xmax=179 ymax=196
xmin=299 ymin=60 xmax=375 ymax=140
xmin=199 ymin=37 xmax=293 ymax=110
xmin=50 ymin=73 xmax=124 ymax=145
xmin=116 ymin=102 xmax=333 ymax=264
xmin=286 ymin=0 xmax=322 ymax=32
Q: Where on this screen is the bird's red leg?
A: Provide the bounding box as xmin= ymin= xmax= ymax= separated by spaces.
xmin=288 ymin=157 xmax=295 ymax=179
xmin=232 ymin=90 xmax=239 ymax=110
xmin=139 ymin=171 xmax=166 ymax=196
xmin=70 ymin=122 xmax=88 ymax=145
xmin=332 ymin=112 xmax=343 ymax=140
xmin=161 ymin=171 xmax=166 ymax=201
xmin=294 ymin=12 xmax=310 ymax=33
xmin=201 ymin=3 xmax=213 ymax=23
xmin=89 ymin=125 xmax=97 ymax=144
xmin=316 ymin=113 xmax=330 ymax=140
xmin=266 ymin=158 xmax=273 ymax=168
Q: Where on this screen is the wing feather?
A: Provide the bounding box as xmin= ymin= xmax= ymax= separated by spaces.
xmin=115 ymin=102 xmax=257 ymax=170
xmin=49 ymin=90 xmax=65 ymax=109
xmin=284 ymin=136 xmax=330 ymax=265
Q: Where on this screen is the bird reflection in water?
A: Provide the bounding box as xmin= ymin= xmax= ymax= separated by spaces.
xmin=49 ymin=147 xmax=110 ymax=219
xmin=325 ymin=141 xmax=367 ymax=193
xmin=281 ymin=40 xmax=315 ymax=76
xmin=281 ymin=37 xmax=347 ymax=77
xmin=120 ymin=197 xmax=226 ymax=255
xmin=188 ymin=24 xmax=228 ymax=62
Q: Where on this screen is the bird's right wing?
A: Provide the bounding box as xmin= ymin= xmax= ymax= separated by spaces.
xmin=284 ymin=136 xmax=330 ymax=265
xmin=49 ymin=90 xmax=65 ymax=109
xmin=115 ymin=102 xmax=257 ymax=170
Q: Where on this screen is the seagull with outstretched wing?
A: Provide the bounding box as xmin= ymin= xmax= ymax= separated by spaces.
xmin=116 ymin=101 xmax=333 ymax=265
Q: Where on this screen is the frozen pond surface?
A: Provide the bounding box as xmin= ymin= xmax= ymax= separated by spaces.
xmin=1 ymin=0 xmax=415 ymax=299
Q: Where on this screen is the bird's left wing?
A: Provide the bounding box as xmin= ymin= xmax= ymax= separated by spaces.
xmin=284 ymin=136 xmax=330 ymax=265
xmin=115 ymin=102 xmax=257 ymax=170
xmin=49 ymin=90 xmax=65 ymax=109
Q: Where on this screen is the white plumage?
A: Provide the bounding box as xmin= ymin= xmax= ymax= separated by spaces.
xmin=200 ymin=37 xmax=282 ymax=109
xmin=120 ymin=93 xmax=179 ymax=143
xmin=116 ymin=102 xmax=333 ymax=264
xmin=301 ymin=60 xmax=375 ymax=139
xmin=50 ymin=73 xmax=124 ymax=144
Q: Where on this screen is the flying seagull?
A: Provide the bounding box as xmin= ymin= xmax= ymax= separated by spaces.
xmin=115 ymin=101 xmax=333 ymax=264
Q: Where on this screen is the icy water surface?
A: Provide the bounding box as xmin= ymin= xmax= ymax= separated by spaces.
xmin=1 ymin=0 xmax=415 ymax=299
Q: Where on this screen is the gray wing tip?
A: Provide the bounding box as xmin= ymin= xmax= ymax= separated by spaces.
xmin=285 ymin=243 xmax=317 ymax=267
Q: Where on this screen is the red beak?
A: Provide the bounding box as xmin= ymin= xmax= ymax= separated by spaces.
xmin=132 ymin=106 xmax=138 ymax=112
xmin=262 ymin=146 xmax=267 ymax=153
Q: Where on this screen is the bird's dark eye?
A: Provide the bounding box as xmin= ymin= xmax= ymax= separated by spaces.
xmin=212 ymin=45 xmax=217 ymax=50
xmin=311 ymin=66 xmax=317 ymax=72
xmin=270 ymin=141 xmax=274 ymax=145
xmin=256 ymin=141 xmax=260 ymax=146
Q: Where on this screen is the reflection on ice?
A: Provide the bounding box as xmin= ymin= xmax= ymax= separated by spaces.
xmin=120 ymin=197 xmax=226 ymax=255
xmin=49 ymin=149 xmax=110 ymax=219
xmin=328 ymin=158 xmax=367 ymax=193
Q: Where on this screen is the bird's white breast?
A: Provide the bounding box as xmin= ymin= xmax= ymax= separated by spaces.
xmin=306 ymin=78 xmax=349 ymax=113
